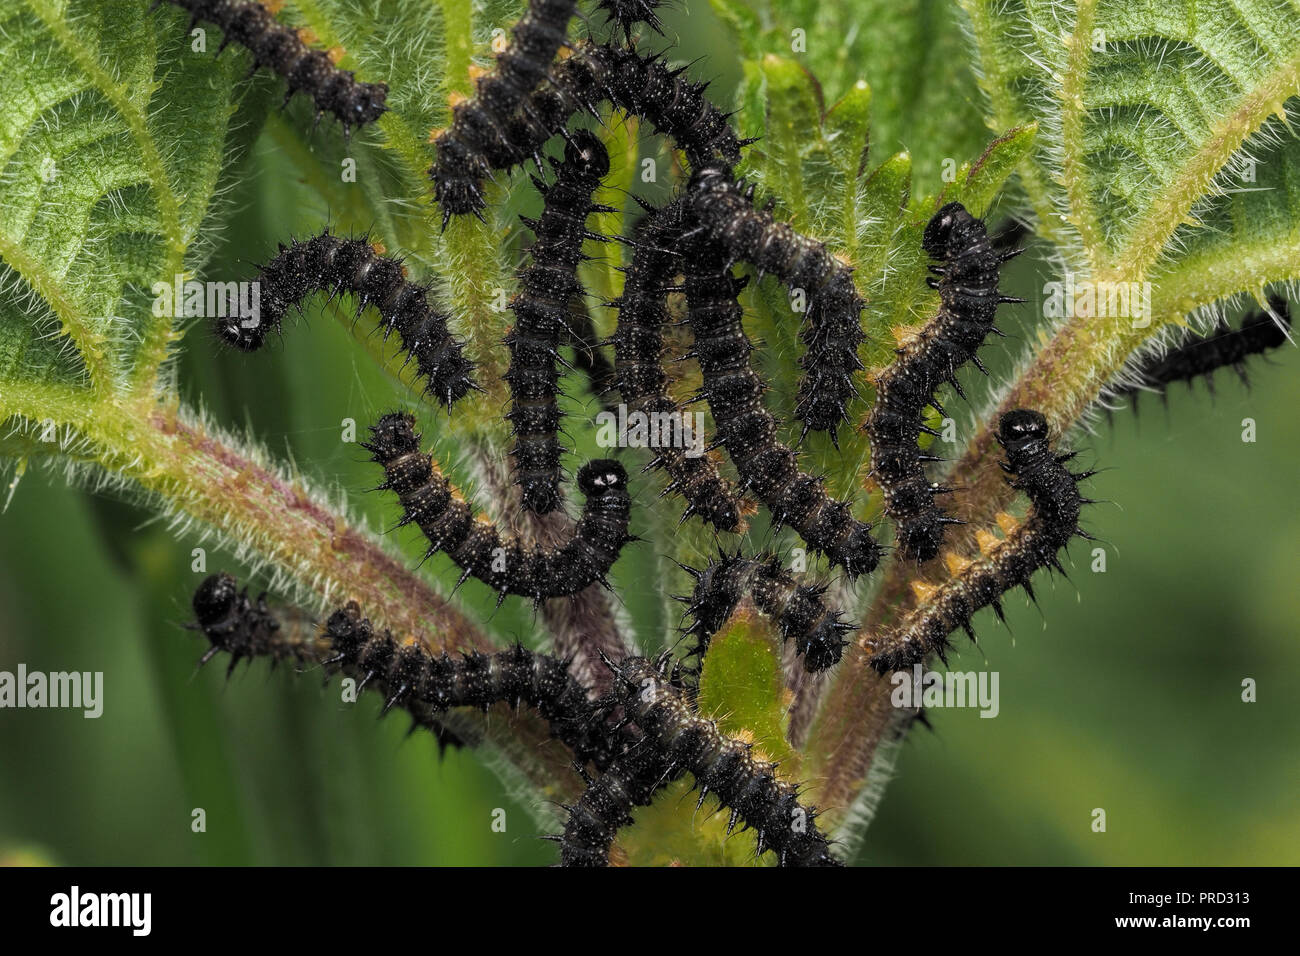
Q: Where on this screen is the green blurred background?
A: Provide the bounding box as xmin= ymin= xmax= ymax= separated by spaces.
xmin=1 ymin=2 xmax=1298 ymax=866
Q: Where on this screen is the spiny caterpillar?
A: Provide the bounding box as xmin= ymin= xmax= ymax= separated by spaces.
xmin=1112 ymin=296 xmax=1293 ymax=410
xmin=681 ymin=234 xmax=882 ymax=578
xmin=363 ymin=412 xmax=633 ymax=604
xmin=429 ymin=0 xmax=578 ymax=221
xmin=191 ymin=571 xmax=301 ymax=676
xmin=191 ymin=574 xmax=464 ymax=752
xmin=596 ymin=0 xmax=671 ymax=38
xmin=609 ymin=198 xmax=747 ymax=532
xmin=221 ymin=231 xmax=476 ymax=408
xmin=864 ymin=201 xmax=1023 ymax=562
xmin=685 ymin=167 xmax=865 ymax=443
xmin=864 ymin=410 xmax=1096 ymax=673
xmin=558 ymin=743 xmax=682 ymax=866
xmin=505 ymin=130 xmax=612 ymax=514
xmin=492 ymin=42 xmax=750 ymax=185
xmin=560 ymin=655 xmax=842 ymax=866
xmin=678 ymin=552 xmax=857 ymax=675
xmin=154 ymin=0 xmax=388 ymax=136
xmin=322 ymin=601 xmax=619 ymax=769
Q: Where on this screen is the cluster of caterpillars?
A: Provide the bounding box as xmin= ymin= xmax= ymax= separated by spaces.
xmin=191 ymin=576 xmax=841 ymax=866
xmin=192 ymin=0 xmax=1294 ymax=865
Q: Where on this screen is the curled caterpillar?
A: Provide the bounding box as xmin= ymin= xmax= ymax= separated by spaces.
xmin=678 ymin=552 xmax=856 ymax=675
xmin=191 ymin=572 xmax=302 ymax=675
xmin=685 ymin=167 xmax=865 ymax=443
xmin=155 ymin=1 xmax=388 ymax=136
xmin=681 ymin=234 xmax=881 ymax=578
xmin=560 ymin=655 xmax=842 ymax=866
xmin=506 ymin=130 xmax=612 ymax=514
xmin=609 ymin=198 xmax=747 ymax=532
xmin=322 ymin=601 xmax=618 ymax=768
xmin=1112 ymin=297 xmax=1292 ymax=409
xmin=191 ymin=575 xmax=470 ymax=752
xmin=364 ymin=412 xmax=633 ymax=603
xmin=863 ymin=410 xmax=1095 ymax=673
xmin=456 ymin=41 xmax=749 ymax=204
xmin=218 ymin=231 xmax=476 ymax=408
xmin=430 ymin=0 xmax=578 ymax=220
xmin=864 ymin=201 xmax=1023 ymax=562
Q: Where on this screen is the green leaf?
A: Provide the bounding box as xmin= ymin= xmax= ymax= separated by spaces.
xmin=824 ymin=80 xmax=874 ymax=256
xmin=0 ymin=0 xmax=250 ymax=392
xmin=961 ymin=0 xmax=1300 ymax=293
xmin=854 ymin=150 xmax=912 ymax=285
xmin=697 ymin=611 xmax=797 ymax=769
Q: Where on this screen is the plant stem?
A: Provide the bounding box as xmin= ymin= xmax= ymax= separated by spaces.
xmin=18 ymin=390 xmax=585 ymax=810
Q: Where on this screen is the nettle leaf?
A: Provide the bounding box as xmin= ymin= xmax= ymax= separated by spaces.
xmin=960 ymin=0 xmax=1300 ymax=314
xmin=0 ymin=0 xmax=250 ymax=393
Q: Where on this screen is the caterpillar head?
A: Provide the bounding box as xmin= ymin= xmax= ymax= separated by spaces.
xmin=577 ymin=460 xmax=628 ymax=495
xmin=363 ymin=412 xmax=421 ymax=464
xmin=998 ymin=409 xmax=1049 ymax=447
xmin=922 ymin=201 xmax=981 ymax=260
xmin=192 ymin=572 xmax=239 ymax=629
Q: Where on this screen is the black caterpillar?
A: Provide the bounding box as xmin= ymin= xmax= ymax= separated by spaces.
xmin=681 ymin=233 xmax=882 ymax=578
xmin=678 ymin=552 xmax=856 ymax=675
xmin=864 ymin=410 xmax=1095 ymax=673
xmin=506 ymin=130 xmax=612 ymax=514
xmin=559 ymin=655 xmax=842 ymax=866
xmin=531 ymin=43 xmax=749 ymax=171
xmin=686 ymin=167 xmax=865 ymax=443
xmin=322 ymin=601 xmax=618 ymax=768
xmin=430 ymin=0 xmax=578 ymax=221
xmin=218 ymin=231 xmax=476 ymax=408
xmin=609 ymin=198 xmax=747 ymax=532
xmin=191 ymin=571 xmax=302 ymax=676
xmin=1112 ymin=296 xmax=1292 ymax=409
xmin=863 ymin=201 xmax=1023 ymax=562
xmin=558 ymin=742 xmax=682 ymax=866
xmin=440 ymin=40 xmax=749 ymax=220
xmin=191 ymin=574 xmax=468 ymax=752
xmin=155 ymin=0 xmax=388 ymax=136
xmin=364 ymin=412 xmax=633 ymax=603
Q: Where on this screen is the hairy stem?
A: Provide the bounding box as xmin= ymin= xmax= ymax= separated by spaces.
xmin=7 ymin=387 xmax=589 ymax=809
